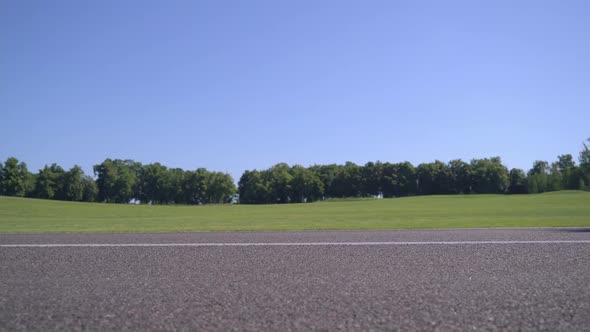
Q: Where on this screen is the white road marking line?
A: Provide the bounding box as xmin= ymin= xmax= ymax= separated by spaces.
xmin=1 ymin=240 xmax=590 ymax=247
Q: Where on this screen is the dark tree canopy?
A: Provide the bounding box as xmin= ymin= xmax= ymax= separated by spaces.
xmin=93 ymin=159 xmax=236 ymax=205
xmin=1 ymin=138 xmax=588 ymax=205
xmin=509 ymin=168 xmax=527 ymax=194
xmin=93 ymin=159 xmax=138 ymax=203
xmin=1 ymin=157 xmax=29 ymax=197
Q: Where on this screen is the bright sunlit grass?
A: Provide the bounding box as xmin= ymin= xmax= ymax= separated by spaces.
xmin=0 ymin=191 xmax=588 ymax=233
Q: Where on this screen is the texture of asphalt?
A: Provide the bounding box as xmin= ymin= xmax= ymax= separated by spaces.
xmin=1 ymin=228 xmax=589 ymax=331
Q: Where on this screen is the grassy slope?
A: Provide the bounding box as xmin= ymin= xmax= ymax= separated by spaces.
xmin=0 ymin=191 xmax=588 ymax=233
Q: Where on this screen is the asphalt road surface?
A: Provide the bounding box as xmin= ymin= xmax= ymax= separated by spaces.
xmin=1 ymin=228 xmax=589 ymax=331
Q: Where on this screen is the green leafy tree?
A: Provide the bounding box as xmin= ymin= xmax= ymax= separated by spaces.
xmin=137 ymin=163 xmax=169 ymax=204
xmin=309 ymin=164 xmax=339 ymax=198
xmin=240 ymin=164 xmax=325 ymax=204
xmin=470 ymin=157 xmax=509 ymax=194
xmin=508 ymin=168 xmax=527 ymax=194
xmin=361 ymin=162 xmax=383 ymax=197
xmin=81 ymin=175 xmax=98 ymax=202
xmin=530 ymin=160 xmax=549 ymax=175
xmin=380 ymin=162 xmax=416 ymax=197
xmin=380 ymin=162 xmax=398 ymax=198
xmin=556 ymin=154 xmax=578 ymax=189
xmin=93 ymin=159 xmax=117 ymax=202
xmin=290 ymin=165 xmax=324 ymax=203
xmin=527 ymin=175 xmax=544 ymax=194
xmin=35 ymin=165 xmax=58 ymax=199
xmin=114 ymin=160 xmax=139 ymax=203
xmin=205 ymin=172 xmax=236 ymax=204
xmin=448 ymin=159 xmax=471 ymax=194
xmin=183 ymin=168 xmax=208 ymax=204
xmin=528 ymin=176 xmax=539 ymax=194
xmin=238 ymin=170 xmax=271 ymax=204
xmin=331 ymin=162 xmax=362 ymax=198
xmin=167 ymin=168 xmax=185 ymax=203
xmin=556 ymin=154 xmax=575 ymax=173
xmin=94 ymin=159 xmax=138 ymax=203
xmin=62 ymin=165 xmax=85 ymax=201
xmin=396 ymin=162 xmax=417 ymax=197
xmin=24 ymin=171 xmax=36 ymax=197
xmin=267 ymin=163 xmax=293 ymax=203
xmin=527 ymin=160 xmax=549 ymax=193
xmin=547 ymin=163 xmax=562 ymax=192
xmin=417 ymin=161 xmax=451 ymax=195
xmin=1 ymin=157 xmax=29 ymax=197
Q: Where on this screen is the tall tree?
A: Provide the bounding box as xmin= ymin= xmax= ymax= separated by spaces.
xmin=290 ymin=165 xmax=324 ymax=203
xmin=331 ymin=162 xmax=362 ymax=198
xmin=137 ymin=163 xmax=169 ymax=204
xmin=36 ymin=164 xmax=67 ymax=199
xmin=35 ymin=164 xmax=60 ymax=199
xmin=94 ymin=159 xmax=117 ymax=202
xmin=380 ymin=162 xmax=398 ymax=198
xmin=396 ymin=161 xmax=417 ymax=197
xmin=183 ymin=168 xmax=208 ymax=204
xmin=527 ymin=160 xmax=549 ymax=193
xmin=556 ymin=154 xmax=575 ymax=173
xmin=530 ymin=160 xmax=550 ymax=175
xmin=205 ymin=172 xmax=236 ymax=204
xmin=547 ymin=163 xmax=562 ymax=192
xmin=62 ymin=165 xmax=85 ymax=201
xmin=309 ymin=164 xmax=339 ymax=198
xmin=23 ymin=171 xmax=36 ymax=198
xmin=508 ymin=168 xmax=527 ymax=194
xmin=380 ymin=162 xmax=416 ymax=197
xmin=556 ymin=154 xmax=578 ymax=189
xmin=81 ymin=175 xmax=98 ymax=202
xmin=267 ymin=163 xmax=293 ymax=203
xmin=238 ymin=170 xmax=271 ymax=204
xmin=470 ymin=157 xmax=509 ymax=194
xmin=94 ymin=159 xmax=138 ymax=203
xmin=417 ymin=161 xmax=451 ymax=195
xmin=1 ymin=157 xmax=29 ymax=197
xmin=166 ymin=168 xmax=185 ymax=204
xmin=448 ymin=159 xmax=471 ymax=194
xmin=361 ymin=162 xmax=383 ymax=197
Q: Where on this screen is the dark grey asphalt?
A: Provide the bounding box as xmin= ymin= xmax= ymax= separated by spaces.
xmin=1 ymin=228 xmax=589 ymax=331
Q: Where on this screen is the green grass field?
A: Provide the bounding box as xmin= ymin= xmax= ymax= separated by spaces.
xmin=0 ymin=191 xmax=588 ymax=233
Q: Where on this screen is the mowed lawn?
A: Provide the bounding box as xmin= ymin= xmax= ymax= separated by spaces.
xmin=0 ymin=191 xmax=588 ymax=233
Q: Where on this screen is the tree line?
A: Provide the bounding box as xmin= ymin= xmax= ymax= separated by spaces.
xmin=1 ymin=139 xmax=589 ymax=204
xmin=0 ymin=159 xmax=236 ymax=204
xmin=238 ymin=139 xmax=590 ymax=203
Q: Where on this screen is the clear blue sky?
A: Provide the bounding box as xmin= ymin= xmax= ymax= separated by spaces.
xmin=2 ymin=0 xmax=589 ymax=181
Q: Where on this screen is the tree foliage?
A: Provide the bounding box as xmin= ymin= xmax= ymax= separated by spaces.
xmin=2 ymin=138 xmax=589 ymax=204
xmin=94 ymin=160 xmax=237 ymax=205
xmin=469 ymin=157 xmax=509 ymax=194
xmin=417 ymin=161 xmax=450 ymax=195
xmin=81 ymin=175 xmax=98 ymax=202
xmin=1 ymin=157 xmax=29 ymax=197
xmin=93 ymin=159 xmax=139 ymax=203
xmin=508 ymin=168 xmax=527 ymax=194
xmin=239 ymin=164 xmax=324 ymax=204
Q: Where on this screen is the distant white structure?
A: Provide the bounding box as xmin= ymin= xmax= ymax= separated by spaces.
xmin=372 ymin=192 xmax=384 ymax=199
